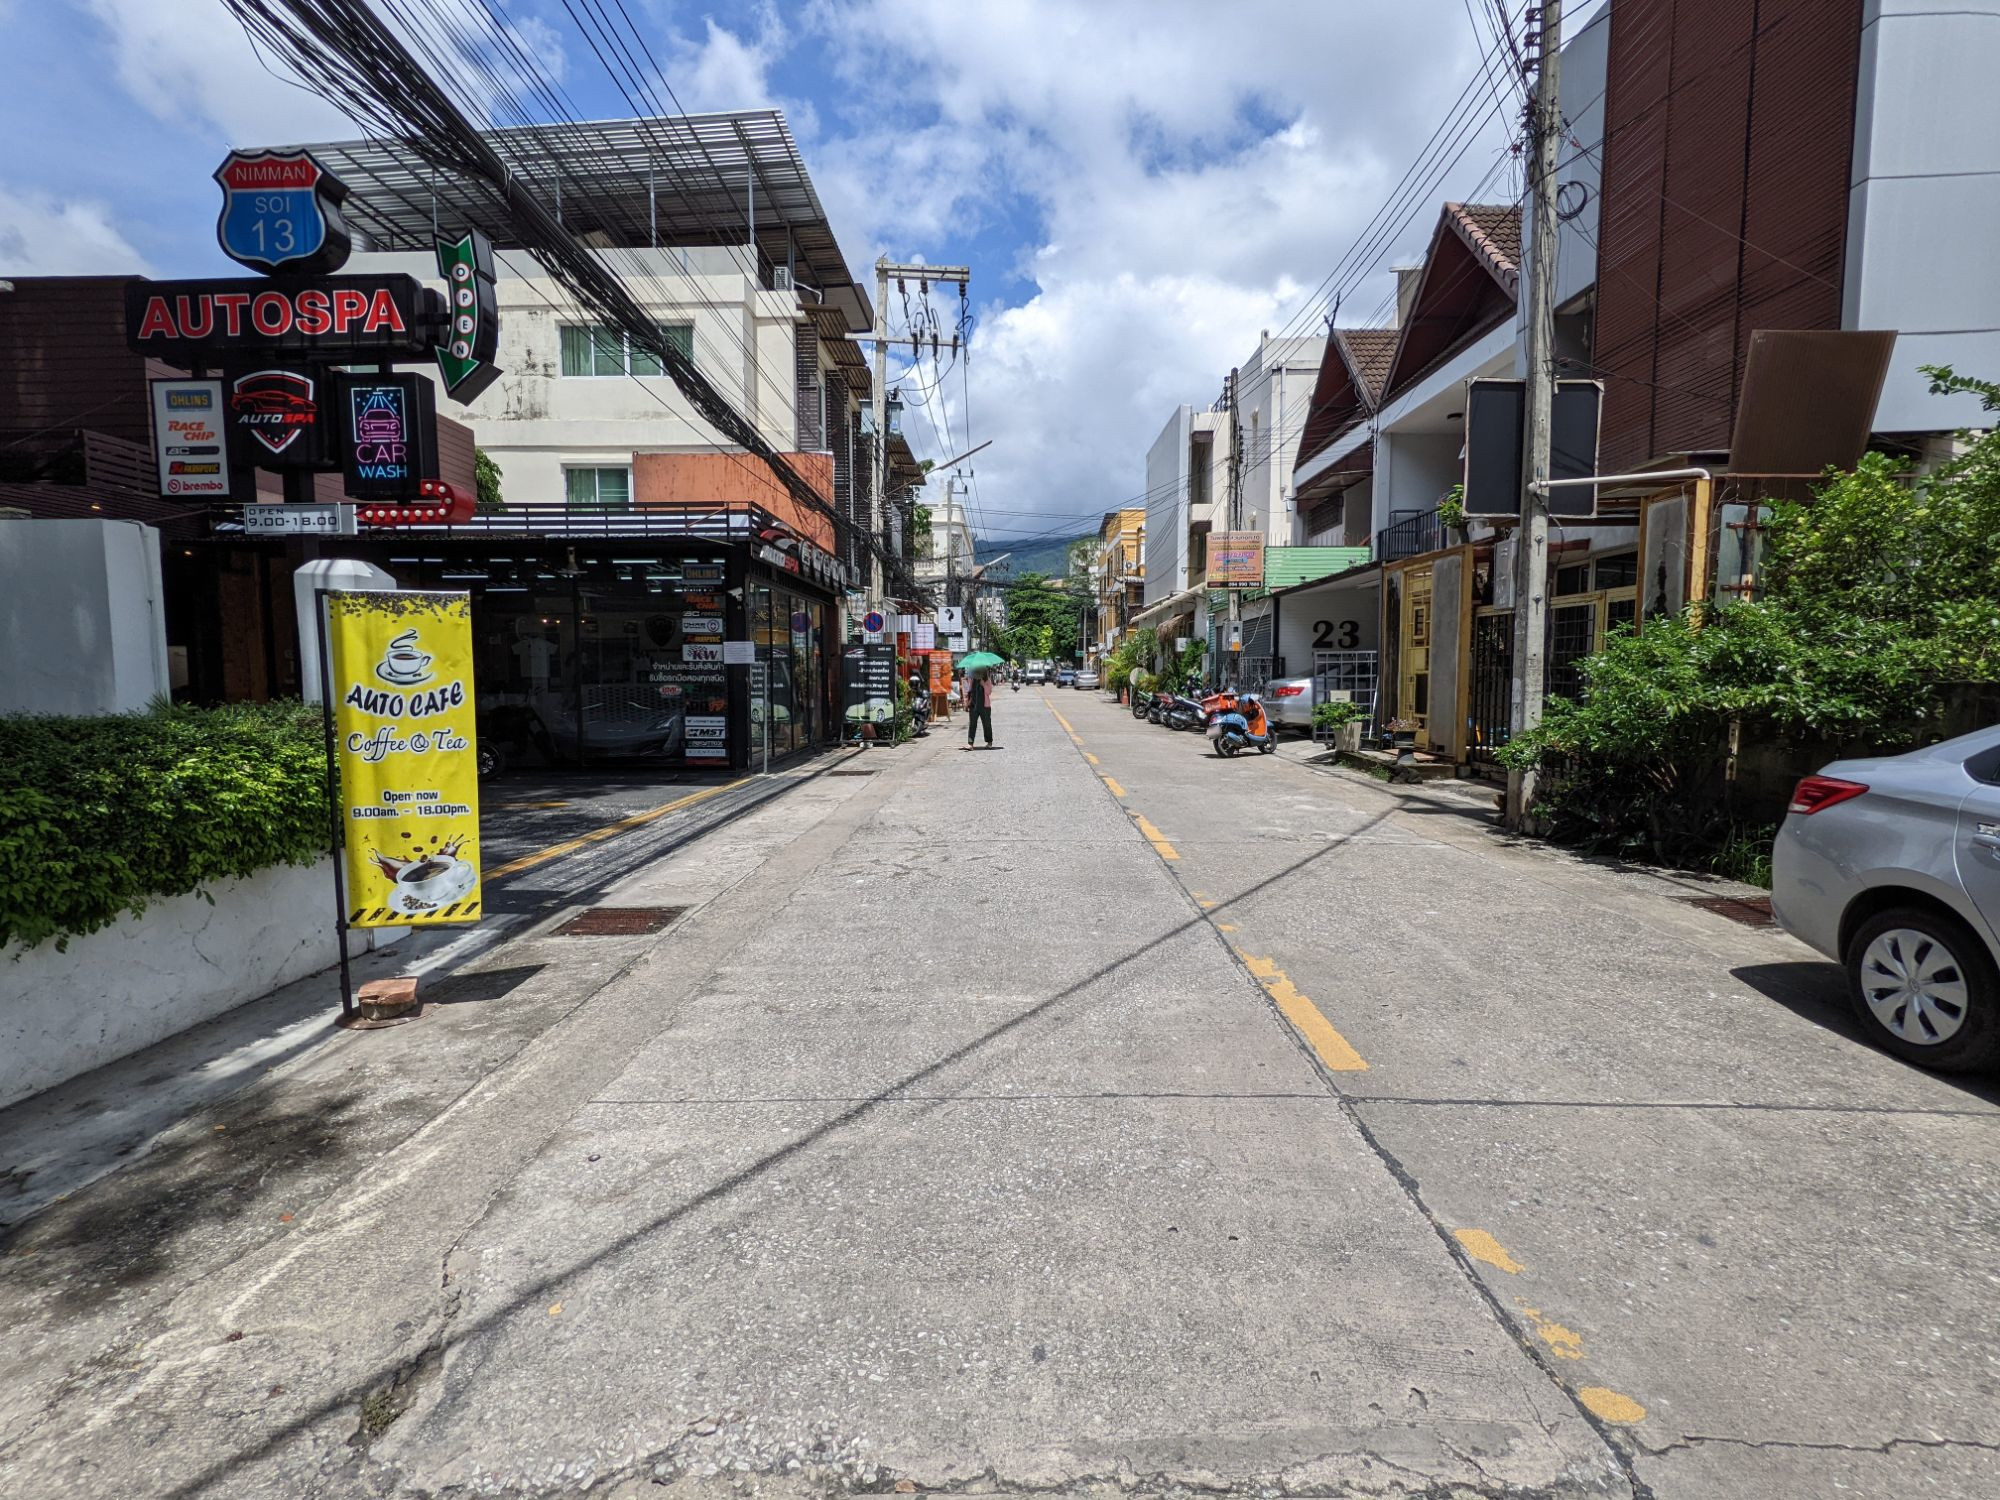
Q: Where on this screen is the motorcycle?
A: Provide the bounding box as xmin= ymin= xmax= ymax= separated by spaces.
xmin=1164 ymin=693 xmax=1206 ymax=732
xmin=1203 ymin=690 xmax=1277 ymax=757
xmin=1130 ymin=688 xmax=1154 ymax=720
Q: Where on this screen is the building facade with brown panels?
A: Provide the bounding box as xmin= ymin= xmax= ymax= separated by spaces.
xmin=1591 ymin=0 xmax=1867 ymax=473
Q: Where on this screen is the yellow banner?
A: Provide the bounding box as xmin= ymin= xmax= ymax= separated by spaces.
xmin=327 ymin=590 xmax=482 ymax=927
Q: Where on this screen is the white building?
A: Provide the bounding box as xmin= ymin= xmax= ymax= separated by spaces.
xmin=304 ymin=112 xmax=896 ymax=575
xmin=1140 ymin=402 xmax=1228 ymax=606
xmin=1229 ymin=332 xmax=1327 ymax=546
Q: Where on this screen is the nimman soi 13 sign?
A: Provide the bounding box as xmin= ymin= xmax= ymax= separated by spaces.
xmin=326 ymin=591 xmax=482 ymax=927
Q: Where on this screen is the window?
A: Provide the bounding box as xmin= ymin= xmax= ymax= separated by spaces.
xmin=565 ymin=466 xmax=631 ymax=509
xmin=1594 ymin=552 xmax=1639 ymax=589
xmin=560 ymin=323 xmax=693 ymax=377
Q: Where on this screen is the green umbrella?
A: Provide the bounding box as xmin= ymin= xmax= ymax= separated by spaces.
xmin=955 ymin=651 xmax=1005 ymax=672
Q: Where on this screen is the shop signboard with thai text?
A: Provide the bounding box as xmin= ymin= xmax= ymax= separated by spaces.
xmin=325 ymin=591 xmax=481 ymax=928
xmin=842 ymin=643 xmax=897 ymax=727
xmin=1209 ymin=532 xmax=1266 ymax=588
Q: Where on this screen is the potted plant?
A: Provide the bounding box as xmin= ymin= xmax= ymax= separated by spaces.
xmin=1310 ymin=698 xmax=1369 ymax=754
xmin=1438 ymin=484 xmax=1468 ymax=543
xmin=1385 ymin=715 xmax=1421 ymax=761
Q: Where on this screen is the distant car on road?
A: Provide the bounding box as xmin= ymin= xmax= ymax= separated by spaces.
xmin=1056 ymin=666 xmax=1077 ymax=687
xmin=1771 ymin=724 xmax=2000 ymax=1072
xmin=1261 ymin=675 xmax=1315 ymax=729
xmin=1074 ymin=668 xmax=1100 ymax=690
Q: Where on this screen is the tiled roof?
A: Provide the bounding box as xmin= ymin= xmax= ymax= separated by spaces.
xmin=1447 ymin=202 xmax=1522 ymax=278
xmin=1337 ymin=328 xmax=1401 ymax=408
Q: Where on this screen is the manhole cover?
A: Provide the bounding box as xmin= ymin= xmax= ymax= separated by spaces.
xmin=1687 ymin=894 xmax=1774 ymax=927
xmin=556 ymin=906 xmax=686 ymax=936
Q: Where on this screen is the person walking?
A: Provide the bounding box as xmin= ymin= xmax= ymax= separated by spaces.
xmin=964 ymin=668 xmax=994 ymax=749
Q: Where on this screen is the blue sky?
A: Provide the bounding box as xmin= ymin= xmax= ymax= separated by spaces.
xmin=3 ymin=1 xmax=1524 ymax=537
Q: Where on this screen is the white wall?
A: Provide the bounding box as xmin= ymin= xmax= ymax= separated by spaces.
xmin=1275 ymin=576 xmax=1380 ymax=674
xmin=0 ymin=859 xmax=356 ymax=1109
xmin=1143 ymin=405 xmax=1192 ymax=604
xmin=1233 ymin=334 xmax=1327 ymax=545
xmin=350 ymin=246 xmax=812 ymax=504
xmin=1377 ymin=431 xmax=1463 ymax=524
xmin=0 ymin=520 xmax=167 ymax=715
xmin=1845 ymin=0 xmax=2000 ymax=432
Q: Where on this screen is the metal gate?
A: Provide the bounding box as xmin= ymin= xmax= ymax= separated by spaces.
xmin=1312 ymin=649 xmax=1379 ymax=743
xmin=1467 ymin=608 xmax=1512 ymax=763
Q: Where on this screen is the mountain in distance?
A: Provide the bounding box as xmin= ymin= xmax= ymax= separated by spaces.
xmin=972 ymin=532 xmax=1092 ymax=581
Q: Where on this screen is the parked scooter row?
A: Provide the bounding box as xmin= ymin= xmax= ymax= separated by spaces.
xmin=1130 ymin=687 xmax=1207 ymax=731
xmin=1127 ymin=684 xmax=1278 ymax=756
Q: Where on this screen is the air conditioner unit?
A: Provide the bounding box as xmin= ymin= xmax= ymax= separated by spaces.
xmin=772 ymin=266 xmax=795 ymax=291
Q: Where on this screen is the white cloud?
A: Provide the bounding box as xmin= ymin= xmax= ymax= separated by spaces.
xmin=0 ymin=183 xmax=149 ymax=275
xmin=764 ymin=0 xmax=1521 ymax=532
xmin=78 ymin=0 xmax=358 ymax=145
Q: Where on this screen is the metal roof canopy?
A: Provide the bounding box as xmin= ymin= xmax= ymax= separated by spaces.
xmin=300 ymin=111 xmax=874 ymax=335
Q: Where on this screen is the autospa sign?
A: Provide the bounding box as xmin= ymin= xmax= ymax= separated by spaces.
xmin=124 ymin=275 xmax=439 ymax=362
xmin=325 ymin=591 xmax=482 ymax=928
xmin=215 ymin=148 xmax=352 ymax=276
xmin=148 ymin=378 xmax=229 ymax=497
xmin=130 ymin=150 xmax=504 ymax=509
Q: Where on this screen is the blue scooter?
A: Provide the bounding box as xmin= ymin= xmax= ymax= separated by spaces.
xmin=1202 ymin=691 xmax=1278 ymax=757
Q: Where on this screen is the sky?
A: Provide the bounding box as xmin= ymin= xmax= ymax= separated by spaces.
xmin=0 ymin=0 xmax=1542 ymax=544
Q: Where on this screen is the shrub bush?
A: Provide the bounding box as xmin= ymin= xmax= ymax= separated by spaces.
xmin=1499 ymin=367 xmax=2000 ymax=877
xmin=0 ymin=700 xmax=333 ymax=951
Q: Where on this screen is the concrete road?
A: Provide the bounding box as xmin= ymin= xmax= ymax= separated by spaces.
xmin=1042 ymin=686 xmax=2000 ymax=1500
xmin=1 ymin=686 xmax=1994 ymax=1499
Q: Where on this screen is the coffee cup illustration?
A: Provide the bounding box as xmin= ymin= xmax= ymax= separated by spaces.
xmin=370 ymin=839 xmax=476 ymax=913
xmin=375 ymin=629 xmax=434 ymax=686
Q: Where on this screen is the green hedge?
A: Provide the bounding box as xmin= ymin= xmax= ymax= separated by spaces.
xmin=0 ymin=701 xmax=333 ymax=951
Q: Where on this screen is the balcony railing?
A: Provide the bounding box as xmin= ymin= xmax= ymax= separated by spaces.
xmin=1375 ymin=506 xmax=1445 ymax=563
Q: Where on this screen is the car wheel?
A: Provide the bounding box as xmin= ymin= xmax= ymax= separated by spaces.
xmin=1845 ymin=907 xmax=2000 ymax=1072
xmin=477 ymin=742 xmax=505 ymax=778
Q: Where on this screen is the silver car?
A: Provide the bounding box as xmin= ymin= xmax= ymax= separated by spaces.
xmin=1074 ymin=668 xmax=1100 ymax=690
xmin=1770 ymin=725 xmax=2000 ymax=1072
xmin=1261 ymin=675 xmax=1314 ymax=729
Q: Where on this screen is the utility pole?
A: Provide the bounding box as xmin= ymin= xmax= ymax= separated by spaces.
xmin=1506 ymin=0 xmax=1562 ymax=828
xmin=867 ymin=259 xmax=972 ymax=612
xmin=872 ymin=258 xmax=889 ymax=609
xmin=1224 ymin=366 xmax=1243 ymax=687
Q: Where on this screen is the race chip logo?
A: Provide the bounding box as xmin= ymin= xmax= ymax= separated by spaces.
xmin=230 ymin=370 xmax=317 ymax=456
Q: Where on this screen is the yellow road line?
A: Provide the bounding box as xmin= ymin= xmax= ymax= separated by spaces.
xmin=1102 ymin=776 xmax=1127 ymax=798
xmin=1577 ymin=1387 xmax=1647 ymax=1424
xmin=1454 ymin=1228 xmax=1525 ymax=1274
xmin=1238 ymin=952 xmax=1367 ymax=1070
xmin=494 ymin=799 xmax=572 ymax=809
xmin=1083 ymin=752 xmax=1100 ymax=765
xmin=1134 ymin=813 xmax=1179 ymax=860
xmin=1217 ymin=922 xmax=1238 ymax=932
xmin=488 ymin=779 xmax=750 ymax=878
xmin=1051 ymin=709 xmax=1076 ymax=734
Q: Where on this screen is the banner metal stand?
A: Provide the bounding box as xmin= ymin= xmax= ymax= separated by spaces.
xmin=314 ymin=587 xmax=356 ymax=1019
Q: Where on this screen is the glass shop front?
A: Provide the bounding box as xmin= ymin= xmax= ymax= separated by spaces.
xmin=375 ymin=543 xmax=837 ymax=773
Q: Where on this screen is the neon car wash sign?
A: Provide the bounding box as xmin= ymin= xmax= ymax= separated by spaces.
xmin=124 ymin=275 xmax=441 ymax=361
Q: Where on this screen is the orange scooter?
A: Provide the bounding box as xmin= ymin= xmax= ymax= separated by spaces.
xmin=1202 ymin=690 xmax=1277 ymax=757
